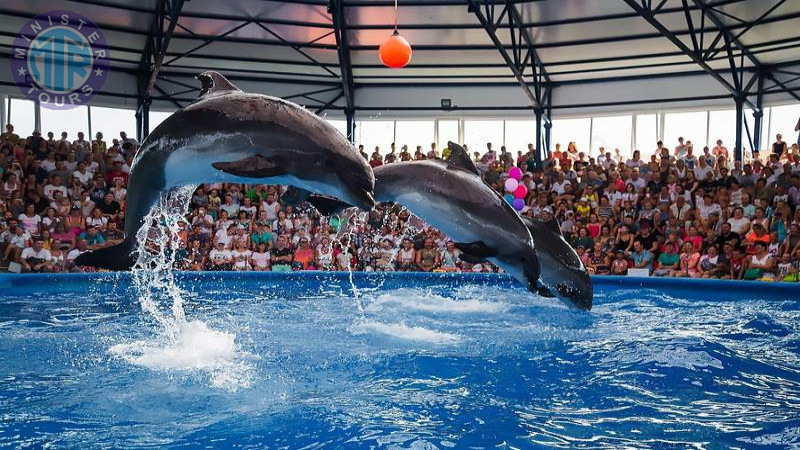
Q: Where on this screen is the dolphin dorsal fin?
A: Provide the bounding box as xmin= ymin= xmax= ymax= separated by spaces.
xmin=445 ymin=141 xmax=480 ymax=176
xmin=197 ymin=71 xmax=241 ymax=98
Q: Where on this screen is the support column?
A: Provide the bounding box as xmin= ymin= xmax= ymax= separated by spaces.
xmin=734 ymin=96 xmax=744 ymax=162
xmin=34 ymin=101 xmax=41 ymax=132
xmin=136 ymin=100 xmax=150 ymax=143
xmin=752 ymin=74 xmax=764 ymax=153
xmin=534 ymin=108 xmax=543 ymax=164
xmin=0 ymin=95 xmax=6 ymax=131
xmin=345 ymin=108 xmax=355 ymax=143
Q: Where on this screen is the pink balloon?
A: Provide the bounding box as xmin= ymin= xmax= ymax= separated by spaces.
xmin=504 ymin=178 xmax=519 ymax=192
xmin=512 ymin=198 xmax=525 ymax=211
xmin=508 ymin=167 xmax=522 ymax=180
xmin=514 ymin=185 xmax=528 ymax=199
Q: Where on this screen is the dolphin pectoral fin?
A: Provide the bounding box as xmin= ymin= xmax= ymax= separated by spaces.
xmin=281 ymin=187 xmax=313 ymax=206
xmin=283 ymin=187 xmax=354 ymax=215
xmin=212 ymin=155 xmax=286 ymax=178
xmin=74 ymin=238 xmax=137 ymax=271
xmin=306 ymin=195 xmax=352 ymax=216
xmin=458 ymin=252 xmax=486 ymax=264
xmin=454 ymin=241 xmax=497 ymax=259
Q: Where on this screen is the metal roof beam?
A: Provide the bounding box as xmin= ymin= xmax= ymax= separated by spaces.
xmin=469 ymin=0 xmax=551 ymax=108
xmin=136 ymin=0 xmax=185 ymax=140
xmin=329 ymin=0 xmax=355 ymax=117
xmin=622 ymin=0 xmax=757 ymax=110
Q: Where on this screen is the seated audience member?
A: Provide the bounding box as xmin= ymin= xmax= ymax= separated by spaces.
xmin=20 ymin=239 xmax=53 ymax=273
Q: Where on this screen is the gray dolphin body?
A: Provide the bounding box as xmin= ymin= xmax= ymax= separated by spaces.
xmin=294 ymin=143 xmax=542 ymax=297
xmin=76 ymin=72 xmax=374 ymax=270
xmin=522 ymin=216 xmax=593 ymax=310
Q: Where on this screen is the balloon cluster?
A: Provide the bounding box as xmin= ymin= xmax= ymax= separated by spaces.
xmin=503 ymin=167 xmax=527 ymax=211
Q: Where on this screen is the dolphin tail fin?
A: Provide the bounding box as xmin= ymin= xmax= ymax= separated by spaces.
xmin=281 ymin=186 xmax=313 ymax=206
xmin=74 ymin=238 xmax=137 ymax=271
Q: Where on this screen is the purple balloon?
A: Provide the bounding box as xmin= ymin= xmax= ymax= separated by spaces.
xmin=504 ymin=178 xmax=519 ymax=192
xmin=512 ymin=198 xmax=525 ymax=211
xmin=508 ymin=167 xmax=523 ymax=180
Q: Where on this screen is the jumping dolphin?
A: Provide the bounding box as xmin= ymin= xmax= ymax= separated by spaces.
xmin=521 ymin=216 xmax=593 ymax=310
xmin=288 ymin=142 xmax=543 ymax=299
xmin=76 ymin=71 xmax=374 ymax=270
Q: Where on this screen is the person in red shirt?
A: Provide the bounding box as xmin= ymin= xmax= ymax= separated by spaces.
xmin=105 ymin=161 xmax=129 ymax=186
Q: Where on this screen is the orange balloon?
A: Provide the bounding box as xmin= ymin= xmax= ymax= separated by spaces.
xmin=379 ymin=32 xmax=412 ymax=69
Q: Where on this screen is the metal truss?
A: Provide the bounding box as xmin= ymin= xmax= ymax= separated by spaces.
xmin=135 ymin=0 xmax=185 ymax=141
xmin=623 ymin=0 xmax=800 ymax=160
xmin=469 ymin=0 xmax=552 ymax=161
xmin=329 ymin=0 xmax=357 ymax=142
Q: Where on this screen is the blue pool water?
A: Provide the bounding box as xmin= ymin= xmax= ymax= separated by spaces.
xmin=1 ymin=272 xmax=799 ymax=448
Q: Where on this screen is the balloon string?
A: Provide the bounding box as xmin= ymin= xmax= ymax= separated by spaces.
xmin=394 ymin=0 xmax=398 ymax=32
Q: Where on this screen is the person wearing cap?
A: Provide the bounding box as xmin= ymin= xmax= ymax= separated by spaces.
xmin=610 ymin=250 xmax=629 ymax=275
xmin=208 ymin=241 xmax=233 ymax=270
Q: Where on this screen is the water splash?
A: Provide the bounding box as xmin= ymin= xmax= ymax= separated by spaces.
xmin=110 ymin=185 xmax=252 ymax=391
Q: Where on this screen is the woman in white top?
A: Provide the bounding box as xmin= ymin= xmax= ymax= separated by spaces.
xmin=250 ymin=242 xmax=270 ymax=271
xmin=231 ymin=241 xmax=252 ymax=271
xmin=316 ymin=237 xmax=335 ymax=270
xmin=395 ymin=239 xmax=416 ymax=271
xmin=727 ymin=207 xmax=751 ymax=235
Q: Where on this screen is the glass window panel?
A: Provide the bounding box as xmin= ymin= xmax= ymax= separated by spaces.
xmin=395 ymin=120 xmax=434 ymax=155
xmin=463 ymin=120 xmax=503 ymax=156
xmin=663 ymin=111 xmax=708 ymax=154
xmin=41 ymin=106 xmax=89 ymax=142
xmin=437 ymin=120 xmax=459 ymax=149
xmin=635 ymin=114 xmax=658 ymax=155
xmin=551 ymin=117 xmax=590 ymax=156
xmin=708 ymin=109 xmax=736 ymax=154
xmin=89 ymin=106 xmax=136 ymax=144
xmin=357 ymin=121 xmax=394 ymax=156
xmin=149 ymin=110 xmax=174 ymax=133
xmin=591 ymin=115 xmax=632 ymax=158
xmin=8 ymin=98 xmax=36 ymax=138
xmin=503 ymin=120 xmax=535 ymax=155
xmin=768 ymin=103 xmax=800 ymax=150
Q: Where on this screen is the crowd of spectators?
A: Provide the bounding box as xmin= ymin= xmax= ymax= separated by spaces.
xmin=2 ymin=116 xmax=800 ymax=282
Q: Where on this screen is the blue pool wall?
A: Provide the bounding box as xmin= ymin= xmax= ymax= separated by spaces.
xmin=0 ymin=272 xmax=798 ymax=302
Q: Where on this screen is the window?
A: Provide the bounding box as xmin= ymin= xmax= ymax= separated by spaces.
xmin=503 ymin=120 xmax=535 ymax=154
xmin=708 ymin=109 xmax=736 ymax=152
xmin=90 ymin=106 xmax=136 ymax=143
xmin=551 ymin=117 xmax=590 ymax=155
xmin=663 ymin=111 xmax=708 ymax=152
xmin=326 ymin=119 xmax=349 ymax=139
xmin=395 ymin=120 xmax=434 ymax=154
xmin=635 ymin=114 xmax=658 ymax=155
xmin=41 ymin=106 xmax=89 ymax=141
xmin=437 ymin=120 xmax=459 ymax=149
xmin=149 ymin=110 xmax=174 ymax=133
xmin=768 ymin=103 xmax=800 ymax=149
xmin=463 ymin=120 xmax=503 ymax=155
xmin=591 ymin=115 xmax=632 ymax=158
xmin=357 ymin=121 xmax=394 ymax=155
xmin=8 ymin=98 xmax=36 ymax=137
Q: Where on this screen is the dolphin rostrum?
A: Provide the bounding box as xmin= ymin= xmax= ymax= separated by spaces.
xmin=288 ymin=142 xmax=543 ymax=299
xmin=521 ymin=216 xmax=593 ymax=310
xmin=76 ymin=71 xmax=374 ymax=270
